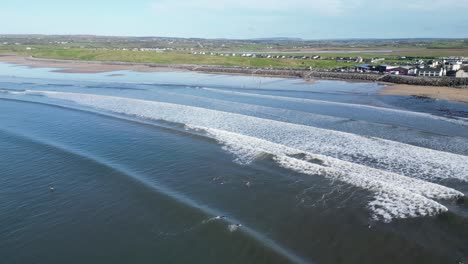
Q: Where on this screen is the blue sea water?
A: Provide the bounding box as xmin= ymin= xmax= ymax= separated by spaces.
xmin=0 ymin=62 xmax=468 ymax=264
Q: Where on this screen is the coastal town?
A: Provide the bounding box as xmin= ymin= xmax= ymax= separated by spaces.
xmin=335 ymin=57 xmax=468 ymax=78
xmin=191 ymin=51 xmax=468 ymax=78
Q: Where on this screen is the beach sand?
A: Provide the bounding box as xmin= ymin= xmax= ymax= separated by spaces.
xmin=0 ymin=55 xmax=312 ymax=80
xmin=0 ymin=55 xmax=186 ymax=73
xmin=379 ymin=84 xmax=468 ymax=103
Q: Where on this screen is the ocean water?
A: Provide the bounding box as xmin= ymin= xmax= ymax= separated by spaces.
xmin=0 ymin=62 xmax=468 ymax=264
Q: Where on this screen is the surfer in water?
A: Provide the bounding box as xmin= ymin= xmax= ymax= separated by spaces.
xmin=228 ymin=223 xmax=243 ymax=232
xmin=203 ymin=215 xmax=227 ymax=224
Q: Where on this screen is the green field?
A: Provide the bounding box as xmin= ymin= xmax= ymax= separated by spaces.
xmin=1 ymin=38 xmax=468 ymax=70
xmin=11 ymin=48 xmax=357 ymax=69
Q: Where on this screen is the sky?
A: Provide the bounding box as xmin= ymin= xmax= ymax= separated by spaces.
xmin=1 ymin=0 xmax=468 ymax=39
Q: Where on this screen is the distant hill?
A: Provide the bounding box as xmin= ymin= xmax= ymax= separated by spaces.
xmin=250 ymin=37 xmax=304 ymax=41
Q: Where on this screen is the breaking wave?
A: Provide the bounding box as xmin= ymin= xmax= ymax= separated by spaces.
xmin=201 ymin=87 xmax=468 ymax=128
xmin=2 ymin=89 xmax=467 ymax=222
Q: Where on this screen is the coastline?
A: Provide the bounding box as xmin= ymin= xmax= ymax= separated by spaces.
xmin=1 ymin=55 xmax=467 ymax=103
xmin=379 ymin=84 xmax=468 ymax=103
xmin=0 ymin=55 xmax=188 ymax=73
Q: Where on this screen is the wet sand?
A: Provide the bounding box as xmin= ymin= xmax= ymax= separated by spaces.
xmin=0 ymin=55 xmax=314 ymax=80
xmin=295 ymin=79 xmax=317 ymax=85
xmin=379 ymin=84 xmax=468 ymax=103
xmin=0 ymin=55 xmax=186 ymax=73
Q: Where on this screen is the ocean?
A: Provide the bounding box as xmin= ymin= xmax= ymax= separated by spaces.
xmin=0 ymin=62 xmax=467 ymax=264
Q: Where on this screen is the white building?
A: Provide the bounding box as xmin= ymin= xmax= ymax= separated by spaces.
xmin=455 ymin=69 xmax=468 ymax=78
xmin=408 ymin=68 xmax=418 ymax=76
xmin=418 ymin=68 xmax=446 ymax=77
xmin=429 ymin=60 xmax=440 ymax=68
xmin=444 ymin=61 xmax=463 ymax=71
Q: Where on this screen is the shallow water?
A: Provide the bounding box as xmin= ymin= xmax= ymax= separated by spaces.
xmin=0 ymin=63 xmax=467 ymax=264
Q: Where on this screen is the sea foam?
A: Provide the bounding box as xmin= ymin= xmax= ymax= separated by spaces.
xmin=201 ymin=87 xmax=468 ymax=127
xmin=6 ymin=90 xmax=467 ymax=222
xmin=201 ymin=128 xmax=461 ymax=222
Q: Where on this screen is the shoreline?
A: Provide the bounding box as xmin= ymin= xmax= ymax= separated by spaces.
xmin=1 ymin=55 xmax=468 ymax=103
xmin=379 ymin=84 xmax=468 ymax=103
xmin=0 ymin=55 xmax=188 ymax=73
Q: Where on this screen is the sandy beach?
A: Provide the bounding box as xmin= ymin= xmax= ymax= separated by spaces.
xmin=0 ymin=55 xmax=186 ymax=73
xmin=379 ymin=84 xmax=468 ymax=103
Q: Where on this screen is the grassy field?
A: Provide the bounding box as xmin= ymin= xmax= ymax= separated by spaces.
xmin=12 ymin=49 xmax=356 ymax=69
xmin=2 ymin=43 xmax=468 ymax=69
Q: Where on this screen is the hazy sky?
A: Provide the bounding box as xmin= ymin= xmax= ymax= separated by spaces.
xmin=2 ymin=0 xmax=468 ymax=39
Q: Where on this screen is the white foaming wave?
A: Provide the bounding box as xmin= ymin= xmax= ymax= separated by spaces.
xmin=5 ymin=90 xmax=466 ymax=221
xmin=276 ymin=156 xmax=448 ymax=222
xmin=202 ymin=87 xmax=468 ymax=126
xmin=0 ymin=90 xmax=25 ymax=95
xmin=200 ymin=128 xmax=460 ymax=222
xmin=15 ymin=89 xmax=468 ymax=182
xmin=150 ymin=89 xmax=468 ymax=156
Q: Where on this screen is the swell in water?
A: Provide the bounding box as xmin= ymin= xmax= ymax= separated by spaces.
xmin=200 ymin=87 xmax=468 ymax=129
xmin=1 ymin=89 xmax=467 ymax=223
xmin=0 ymin=125 xmax=309 ymax=264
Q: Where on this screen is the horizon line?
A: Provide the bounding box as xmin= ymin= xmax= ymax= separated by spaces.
xmin=1 ymin=33 xmax=468 ymax=41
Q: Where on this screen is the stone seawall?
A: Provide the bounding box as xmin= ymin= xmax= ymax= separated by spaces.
xmin=197 ymin=67 xmax=468 ymax=87
xmin=305 ymin=71 xmax=381 ymax=81
xmin=194 ymin=66 xmax=308 ymax=78
xmin=378 ymin=74 xmax=468 ymax=87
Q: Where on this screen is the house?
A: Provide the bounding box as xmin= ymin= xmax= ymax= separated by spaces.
xmin=444 ymin=61 xmax=462 ymax=71
xmin=408 ymin=68 xmax=418 ymax=76
xmin=386 ymin=67 xmax=409 ymax=75
xmin=428 ymin=60 xmax=440 ymax=68
xmin=357 ymin=64 xmax=372 ymax=71
xmin=418 ymin=67 xmax=446 ymax=77
xmin=370 ymin=58 xmax=385 ymax=63
xmin=376 ymin=65 xmax=396 ymax=73
xmin=447 ymin=70 xmax=457 ymax=77
xmin=455 ymin=68 xmax=468 ymax=78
